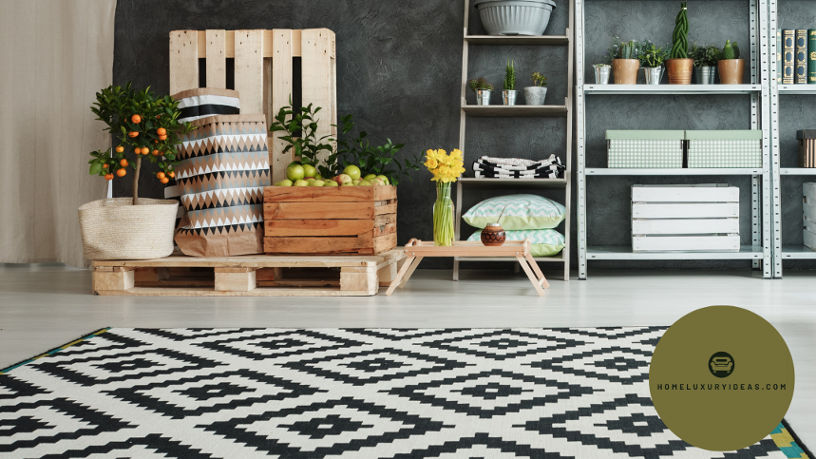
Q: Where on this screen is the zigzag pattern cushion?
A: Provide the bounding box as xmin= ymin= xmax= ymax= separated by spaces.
xmin=463 ymin=194 xmax=566 ymax=230
xmin=467 ymin=229 xmax=565 ymax=256
xmin=174 ymin=114 xmax=271 ymax=256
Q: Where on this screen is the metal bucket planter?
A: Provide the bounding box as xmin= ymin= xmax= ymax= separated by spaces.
xmin=643 ymin=67 xmax=663 ymax=85
xmin=593 ymin=64 xmax=611 ymax=84
xmin=695 ymin=66 xmax=717 ymax=84
xmin=476 ymin=89 xmax=492 ymax=105
xmin=474 ymin=0 xmax=556 ymax=35
xmin=524 ymin=86 xmax=548 ymax=105
xmin=502 ymin=89 xmax=517 ymax=105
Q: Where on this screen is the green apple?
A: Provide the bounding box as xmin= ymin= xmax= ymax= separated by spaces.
xmin=359 ymin=180 xmax=373 ymax=186
xmin=311 ymin=180 xmax=325 ymax=187
xmin=293 ymin=179 xmax=309 ymax=187
xmin=306 ymin=177 xmax=316 ymax=183
xmin=363 ymin=173 xmax=377 ymax=181
xmin=352 ymin=178 xmax=361 ymax=185
xmin=302 ymin=164 xmax=317 ymax=178
xmin=275 ymin=179 xmax=293 ymax=186
xmin=286 ymin=162 xmax=305 ymax=181
xmin=324 ymin=180 xmax=339 ymax=187
xmin=343 ymin=165 xmax=362 ymax=180
xmin=334 ymin=174 xmax=353 ymax=186
xmin=376 ymin=175 xmax=390 ymax=185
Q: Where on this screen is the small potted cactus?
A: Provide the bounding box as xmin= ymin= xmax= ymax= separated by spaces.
xmin=639 ymin=42 xmax=669 ymax=85
xmin=718 ymin=40 xmax=745 ymax=84
xmin=502 ymin=59 xmax=517 ymax=105
xmin=691 ymin=44 xmax=722 ymax=84
xmin=665 ymin=1 xmax=693 ymax=84
xmin=524 ymin=72 xmax=548 ymax=105
xmin=469 ymin=77 xmax=494 ymax=105
xmin=610 ymin=39 xmax=640 ymax=84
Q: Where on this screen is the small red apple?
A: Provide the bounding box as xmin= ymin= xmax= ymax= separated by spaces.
xmin=334 ymin=174 xmax=353 ymax=185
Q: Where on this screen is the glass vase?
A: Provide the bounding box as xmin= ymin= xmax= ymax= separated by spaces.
xmin=433 ymin=182 xmax=455 ymax=246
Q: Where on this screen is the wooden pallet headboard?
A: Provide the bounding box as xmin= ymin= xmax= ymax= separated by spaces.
xmin=169 ymin=29 xmax=337 ymax=182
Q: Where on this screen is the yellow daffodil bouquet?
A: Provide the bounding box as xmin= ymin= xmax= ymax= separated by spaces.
xmin=424 ymin=148 xmax=465 ymax=246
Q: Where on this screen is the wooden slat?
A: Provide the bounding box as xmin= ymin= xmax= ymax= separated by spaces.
xmin=301 ymin=29 xmax=335 ymax=165
xmin=169 ymin=30 xmax=199 ymax=95
xmin=270 ymin=29 xmax=294 ymax=182
xmin=264 ymin=186 xmax=395 ymax=202
xmin=234 ymin=29 xmax=264 ymax=114
xmin=205 ymin=29 xmax=226 ymax=88
xmin=96 ymin=286 xmax=374 ymax=297
xmin=264 ymin=236 xmax=371 ymax=254
xmin=265 ymin=219 xmax=373 ymax=237
xmin=214 ymin=268 xmax=256 ymax=292
xmin=197 ymin=30 xmax=303 ymax=58
xmin=372 ymin=233 xmax=398 ymax=253
xmin=264 ymin=202 xmax=375 ymax=220
xmin=92 ymin=252 xmax=402 ymax=268
xmin=92 ymin=269 xmax=135 ymax=293
xmin=374 ymin=202 xmax=398 ymax=216
xmin=339 ymin=266 xmax=377 ymax=294
xmin=373 ymin=214 xmax=397 ymax=236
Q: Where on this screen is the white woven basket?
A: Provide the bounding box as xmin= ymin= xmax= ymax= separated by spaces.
xmin=78 ymin=198 xmax=178 ymax=260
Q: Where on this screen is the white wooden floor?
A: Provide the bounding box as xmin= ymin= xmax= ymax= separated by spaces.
xmin=1 ymin=264 xmax=814 ymax=446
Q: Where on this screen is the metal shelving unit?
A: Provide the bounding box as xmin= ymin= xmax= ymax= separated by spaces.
xmin=767 ymin=0 xmax=816 ymax=274
xmin=453 ymin=0 xmax=574 ymax=281
xmin=575 ymin=0 xmax=774 ymax=279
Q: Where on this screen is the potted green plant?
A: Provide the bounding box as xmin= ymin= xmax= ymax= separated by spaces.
xmin=336 ymin=114 xmax=420 ymax=186
xmin=469 ymin=77 xmax=494 ymax=106
xmin=79 ymin=83 xmax=192 ymax=260
xmin=718 ymin=40 xmax=745 ymax=84
xmin=502 ymin=59 xmax=517 ymax=105
xmin=610 ymin=39 xmax=640 ymax=84
xmin=666 ymin=1 xmax=693 ymax=84
xmin=690 ymin=44 xmax=721 ymax=84
xmin=524 ymin=72 xmax=548 ymax=105
xmin=639 ymin=42 xmax=669 ymax=85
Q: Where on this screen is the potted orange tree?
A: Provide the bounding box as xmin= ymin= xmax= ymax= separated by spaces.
xmin=79 ymin=83 xmax=191 ymax=260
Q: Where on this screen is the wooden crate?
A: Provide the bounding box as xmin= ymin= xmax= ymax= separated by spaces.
xmin=92 ymin=250 xmax=404 ymax=297
xmin=169 ymin=28 xmax=337 ymax=182
xmin=264 ymin=186 xmax=398 ymax=255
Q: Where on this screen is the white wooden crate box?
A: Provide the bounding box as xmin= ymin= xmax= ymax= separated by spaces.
xmin=632 ymin=185 xmax=740 ymax=252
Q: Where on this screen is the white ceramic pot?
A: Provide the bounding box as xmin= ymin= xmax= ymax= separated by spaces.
xmin=474 ymin=0 xmax=556 ymax=35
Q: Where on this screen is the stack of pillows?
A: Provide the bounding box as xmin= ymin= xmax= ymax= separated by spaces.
xmin=462 ymin=194 xmax=566 ymax=256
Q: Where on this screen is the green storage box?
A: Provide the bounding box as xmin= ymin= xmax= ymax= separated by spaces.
xmin=606 ymin=130 xmax=684 ymax=168
xmin=686 ymin=130 xmax=762 ymax=168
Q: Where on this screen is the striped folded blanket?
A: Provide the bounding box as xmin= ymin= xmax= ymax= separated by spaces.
xmin=473 ymin=155 xmax=565 ymax=179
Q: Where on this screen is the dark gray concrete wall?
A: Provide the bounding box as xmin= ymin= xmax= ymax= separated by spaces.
xmin=113 ymin=0 xmax=808 ymax=271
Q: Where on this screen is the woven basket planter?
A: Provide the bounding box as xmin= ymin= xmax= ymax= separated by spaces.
xmin=78 ymin=198 xmax=178 ymax=260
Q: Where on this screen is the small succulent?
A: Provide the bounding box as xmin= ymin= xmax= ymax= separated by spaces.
xmin=690 ymin=44 xmax=723 ymax=67
xmin=468 ymin=77 xmax=493 ymax=92
xmin=639 ymin=43 xmax=669 ymax=67
xmin=722 ymin=40 xmax=741 ymax=60
xmin=609 ymin=38 xmax=640 ymax=61
xmin=531 ymin=72 xmax=548 ymax=87
xmin=504 ymin=59 xmax=516 ymax=90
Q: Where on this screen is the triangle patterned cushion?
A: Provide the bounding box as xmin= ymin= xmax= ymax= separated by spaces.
xmin=467 ymin=229 xmax=565 ymax=257
xmin=173 ymin=114 xmax=271 ymax=256
xmin=463 ymin=194 xmax=565 ymax=230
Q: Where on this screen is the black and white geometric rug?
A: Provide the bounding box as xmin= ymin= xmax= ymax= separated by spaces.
xmin=0 ymin=328 xmax=810 ymax=458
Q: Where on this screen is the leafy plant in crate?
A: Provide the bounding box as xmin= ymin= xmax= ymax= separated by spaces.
xmin=524 ymin=72 xmax=548 ymax=105
xmin=690 ymin=44 xmax=722 ymax=84
xmin=718 ymin=40 xmax=745 ymax=84
xmin=268 ymin=102 xmax=337 ymax=181
xmin=639 ymin=42 xmax=669 ymax=85
xmin=610 ymin=38 xmax=641 ymax=84
xmin=666 ymin=1 xmax=693 ymax=84
xmin=80 ymin=83 xmax=193 ymax=260
xmin=336 ymin=114 xmax=421 ymax=186
xmin=469 ymin=77 xmax=494 ymax=106
xmin=502 ymin=59 xmax=517 ymax=105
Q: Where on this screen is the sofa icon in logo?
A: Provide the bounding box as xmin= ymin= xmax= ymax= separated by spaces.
xmin=709 ymin=351 xmax=734 ymax=378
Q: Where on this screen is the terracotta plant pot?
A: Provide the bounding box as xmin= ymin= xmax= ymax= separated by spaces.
xmin=718 ymin=59 xmax=745 ymax=84
xmin=612 ymin=59 xmax=640 ymax=84
xmin=666 ymin=58 xmax=694 ymax=84
xmin=480 ymin=223 xmax=506 ymax=246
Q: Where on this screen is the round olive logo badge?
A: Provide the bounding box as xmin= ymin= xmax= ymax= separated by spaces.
xmin=649 ymin=306 xmax=794 ymax=451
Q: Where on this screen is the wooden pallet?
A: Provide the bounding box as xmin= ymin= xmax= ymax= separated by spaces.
xmin=92 ymin=249 xmax=403 ymax=297
xmin=263 ymin=186 xmax=397 ymax=255
xmin=169 ymin=28 xmax=337 ymax=182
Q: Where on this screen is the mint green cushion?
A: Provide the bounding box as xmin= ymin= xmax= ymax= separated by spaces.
xmin=466 ymin=229 xmax=565 ymax=257
xmin=462 ymin=194 xmax=565 ymax=230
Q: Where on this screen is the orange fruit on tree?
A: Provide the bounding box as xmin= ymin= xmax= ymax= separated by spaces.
xmin=131 ymin=114 xmax=142 ymax=124
xmin=158 ymin=134 xmax=167 ymax=141
xmin=160 ymin=177 xmax=170 ymax=185
xmin=141 ymin=146 xmax=150 ymax=155
xmin=152 ymin=149 xmax=160 ymax=156
xmin=104 ymin=173 xmax=114 ymax=180
xmin=119 ymin=158 xmax=128 ymax=167
xmin=128 ymin=131 xmax=139 ymax=138
xmin=102 ymin=163 xmax=109 ymax=169
xmin=115 ymin=145 xmax=124 ymax=153
xmin=156 ymin=171 xmax=166 ymax=180
xmin=116 ymin=168 xmax=127 ymax=177
xmin=156 ymin=127 xmax=167 ymax=136
xmin=167 ymin=171 xmax=175 ymax=178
